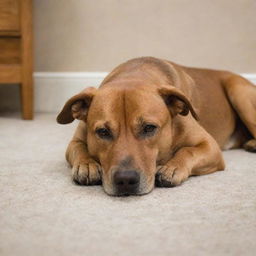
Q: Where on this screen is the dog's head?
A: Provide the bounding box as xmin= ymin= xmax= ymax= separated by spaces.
xmin=57 ymin=81 xmax=197 ymax=196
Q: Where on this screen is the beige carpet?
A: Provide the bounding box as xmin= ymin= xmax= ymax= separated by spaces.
xmin=1 ymin=113 xmax=256 ymax=256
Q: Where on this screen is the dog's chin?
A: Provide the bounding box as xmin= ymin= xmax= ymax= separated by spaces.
xmin=102 ymin=182 xmax=154 ymax=197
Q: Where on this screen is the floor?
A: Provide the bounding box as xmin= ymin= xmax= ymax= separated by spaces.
xmin=1 ymin=113 xmax=256 ymax=256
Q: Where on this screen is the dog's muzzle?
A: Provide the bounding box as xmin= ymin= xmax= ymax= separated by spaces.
xmin=113 ymin=170 xmax=140 ymax=196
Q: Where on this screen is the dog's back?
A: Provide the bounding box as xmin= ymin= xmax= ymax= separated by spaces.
xmin=101 ymin=57 xmax=253 ymax=148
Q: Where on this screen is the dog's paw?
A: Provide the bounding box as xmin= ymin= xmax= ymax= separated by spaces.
xmin=243 ymin=139 xmax=256 ymax=152
xmin=72 ymin=161 xmax=102 ymax=185
xmin=155 ymin=165 xmax=189 ymax=187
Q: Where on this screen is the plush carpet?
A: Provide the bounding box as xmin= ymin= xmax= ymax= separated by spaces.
xmin=0 ymin=113 xmax=256 ymax=256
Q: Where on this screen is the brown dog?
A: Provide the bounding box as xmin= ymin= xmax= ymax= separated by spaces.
xmin=57 ymin=57 xmax=256 ymax=196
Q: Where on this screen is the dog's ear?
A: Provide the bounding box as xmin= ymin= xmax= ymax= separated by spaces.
xmin=57 ymin=87 xmax=97 ymax=124
xmin=159 ymin=86 xmax=199 ymax=120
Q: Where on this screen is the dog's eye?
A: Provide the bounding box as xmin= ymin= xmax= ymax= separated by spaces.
xmin=96 ymin=128 xmax=112 ymax=140
xmin=142 ymin=124 xmax=158 ymax=136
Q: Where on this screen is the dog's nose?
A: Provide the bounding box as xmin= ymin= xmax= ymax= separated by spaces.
xmin=113 ymin=170 xmax=140 ymax=195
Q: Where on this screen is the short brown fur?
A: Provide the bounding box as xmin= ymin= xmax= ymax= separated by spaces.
xmin=57 ymin=57 xmax=256 ymax=196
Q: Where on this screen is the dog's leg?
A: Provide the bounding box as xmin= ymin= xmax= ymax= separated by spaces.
xmin=156 ymin=133 xmax=225 ymax=187
xmin=66 ymin=140 xmax=102 ymax=185
xmin=223 ymin=75 xmax=256 ymax=152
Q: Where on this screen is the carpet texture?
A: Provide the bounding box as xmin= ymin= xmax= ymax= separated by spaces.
xmin=0 ymin=113 xmax=256 ymax=256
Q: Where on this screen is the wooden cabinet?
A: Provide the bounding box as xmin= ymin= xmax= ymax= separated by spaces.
xmin=0 ymin=0 xmax=20 ymax=31
xmin=0 ymin=0 xmax=33 ymax=119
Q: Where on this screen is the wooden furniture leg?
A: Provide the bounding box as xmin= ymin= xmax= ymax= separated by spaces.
xmin=20 ymin=0 xmax=33 ymax=120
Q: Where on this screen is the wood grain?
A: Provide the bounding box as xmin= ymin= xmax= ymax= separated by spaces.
xmin=0 ymin=30 xmax=20 ymax=36
xmin=20 ymin=0 xmax=33 ymax=119
xmin=0 ymin=64 xmax=21 ymax=83
xmin=0 ymin=37 xmax=21 ymax=64
xmin=0 ymin=0 xmax=20 ymax=31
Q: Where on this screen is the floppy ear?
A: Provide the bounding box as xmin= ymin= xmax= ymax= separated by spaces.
xmin=56 ymin=87 xmax=97 ymax=124
xmin=159 ymin=86 xmax=199 ymax=120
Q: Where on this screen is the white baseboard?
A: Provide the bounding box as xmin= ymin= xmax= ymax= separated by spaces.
xmin=34 ymin=72 xmax=256 ymax=113
xmin=34 ymin=72 xmax=108 ymax=112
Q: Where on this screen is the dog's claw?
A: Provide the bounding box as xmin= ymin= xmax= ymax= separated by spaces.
xmin=155 ymin=165 xmax=189 ymax=187
xmin=72 ymin=162 xmax=102 ymax=185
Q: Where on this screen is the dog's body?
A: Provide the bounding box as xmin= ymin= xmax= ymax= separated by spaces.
xmin=57 ymin=57 xmax=256 ymax=196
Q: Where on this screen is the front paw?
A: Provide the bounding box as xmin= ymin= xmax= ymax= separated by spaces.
xmin=155 ymin=164 xmax=189 ymax=187
xmin=72 ymin=160 xmax=102 ymax=185
xmin=243 ymin=139 xmax=256 ymax=152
